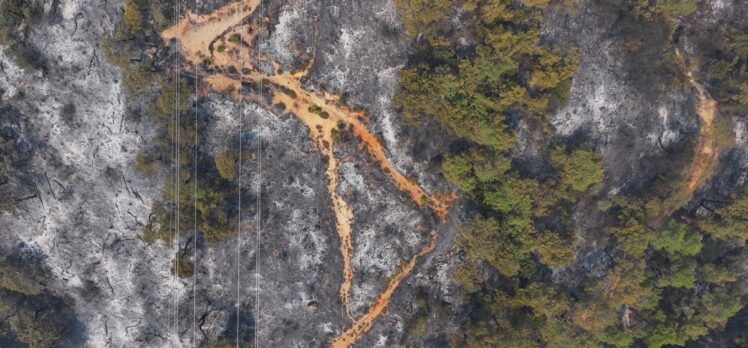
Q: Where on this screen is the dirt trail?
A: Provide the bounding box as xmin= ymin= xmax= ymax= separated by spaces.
xmin=680 ymin=54 xmax=718 ymax=193
xmin=162 ymin=1 xmax=454 ymax=344
xmin=329 ymin=237 xmax=436 ymax=348
xmin=674 ymin=49 xmax=720 ymax=205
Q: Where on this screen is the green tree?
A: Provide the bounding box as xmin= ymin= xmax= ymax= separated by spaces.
xmin=442 ymin=149 xmax=511 ymax=193
xmin=512 ymin=282 xmax=571 ymax=318
xmin=698 ymin=196 xmax=748 ymax=243
xmin=701 ymin=262 xmax=738 ymax=284
xmin=483 ymin=176 xmax=535 ymax=218
xmin=650 ymin=219 xmax=702 ymax=256
xmin=550 ymin=146 xmax=604 ymax=193
xmin=442 ymin=153 xmax=478 ymax=192
xmin=458 ymin=216 xmax=528 ymax=276
xmin=533 ymin=230 xmax=575 ymax=268
xmin=655 ymin=256 xmax=697 ymax=288
xmin=607 ymin=207 xmax=651 ymax=258
xmin=393 ymin=0 xmax=450 ymax=42
xmin=593 ymin=258 xmax=661 ymax=310
xmin=645 ymin=324 xmax=683 ymax=348
xmin=698 ymin=288 xmax=743 ymax=331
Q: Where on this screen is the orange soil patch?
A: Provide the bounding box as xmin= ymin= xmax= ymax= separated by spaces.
xmin=163 ymin=1 xmax=454 ymax=343
xmin=161 ymin=0 xmax=260 ymax=65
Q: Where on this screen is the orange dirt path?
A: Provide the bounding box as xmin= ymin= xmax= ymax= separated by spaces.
xmin=329 ymin=237 xmax=437 ymax=348
xmin=681 ymin=59 xmax=718 ymax=194
xmin=662 ymin=49 xmax=721 ymax=215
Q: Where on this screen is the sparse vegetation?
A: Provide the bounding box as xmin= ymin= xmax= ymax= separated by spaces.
xmin=99 ymin=0 xmax=244 ymax=263
xmin=0 ymin=253 xmax=79 ymax=346
xmin=404 ymin=316 xmax=427 ymax=338
xmin=60 ymin=102 xmax=76 ymax=125
xmin=0 ymin=0 xmax=38 ymax=30
xmin=10 ymin=308 xmax=65 ymax=347
xmin=0 ymin=0 xmax=45 ymax=73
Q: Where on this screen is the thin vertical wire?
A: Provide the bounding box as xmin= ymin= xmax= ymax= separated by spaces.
xmin=193 ymin=0 xmax=199 ymax=346
xmin=236 ymin=1 xmax=243 ymax=347
xmin=255 ymin=0 xmax=263 ymax=346
xmin=170 ymin=0 xmax=178 ymax=345
xmin=174 ymin=0 xmax=181 ymax=341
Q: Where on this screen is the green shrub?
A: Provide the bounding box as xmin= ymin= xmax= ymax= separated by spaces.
xmin=6 ymin=43 xmax=45 ymax=72
xmin=307 ymin=105 xmax=322 ymax=114
xmin=654 ymin=0 xmax=700 ymax=17
xmin=214 ymin=149 xmax=238 ymax=181
xmin=171 ymin=251 xmax=195 ymax=278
